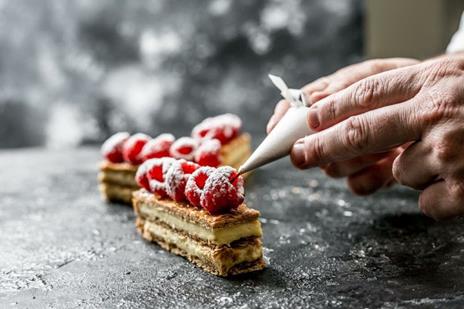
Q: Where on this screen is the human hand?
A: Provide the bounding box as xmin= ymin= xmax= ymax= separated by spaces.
xmin=266 ymin=58 xmax=418 ymax=133
xmin=266 ymin=58 xmax=418 ymax=195
xmin=291 ymin=55 xmax=464 ymax=220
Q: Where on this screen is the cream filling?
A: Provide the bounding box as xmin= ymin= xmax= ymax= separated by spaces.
xmin=139 ymin=203 xmax=262 ymax=246
xmin=145 ymin=221 xmax=262 ymax=271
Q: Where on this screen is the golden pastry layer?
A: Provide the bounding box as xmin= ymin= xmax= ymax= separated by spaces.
xmin=99 ymin=183 xmax=135 ymax=204
xmin=220 ymin=133 xmax=252 ymax=169
xmin=98 ymin=134 xmax=251 ymax=204
xmin=132 ymin=190 xmax=265 ymax=276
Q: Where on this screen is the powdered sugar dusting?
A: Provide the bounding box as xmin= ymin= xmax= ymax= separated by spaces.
xmin=122 ymin=133 xmax=151 ymax=164
xmin=198 ymin=138 xmax=221 ymax=153
xmin=191 ymin=113 xmax=241 ymax=144
xmin=139 ymin=158 xmax=244 ymax=214
xmin=130 ymin=132 xmax=151 ymax=141
xmin=161 ymin=157 xmax=176 ymax=174
xmin=140 ymin=133 xmax=175 ymax=159
xmin=185 ymin=166 xmax=215 ymax=207
xmin=165 ymin=159 xmax=199 ymax=202
xmin=135 ymin=158 xmax=155 ymax=180
xmin=169 ymin=137 xmax=199 ymax=161
xmin=194 ymin=138 xmax=221 ymax=166
xmin=200 ymin=166 xmax=244 ymax=214
xmin=135 ymin=157 xmax=177 ymax=196
xmin=149 ymin=178 xmax=166 ymax=193
xmin=101 ymin=132 xmax=129 ymax=157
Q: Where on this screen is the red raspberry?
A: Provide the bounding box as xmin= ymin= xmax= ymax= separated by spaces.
xmin=141 ymin=133 xmax=175 ymax=160
xmin=212 ymin=114 xmax=241 ymax=143
xmin=192 ymin=117 xmax=217 ymax=141
xmin=201 ymin=166 xmax=244 ymax=214
xmin=169 ymin=137 xmax=199 ymax=161
xmin=146 ymin=158 xmax=176 ymax=197
xmin=101 ymin=132 xmax=130 ymax=163
xmin=185 ymin=166 xmax=214 ymax=208
xmin=194 ymin=139 xmax=221 ymax=167
xmin=165 ymin=159 xmax=200 ymax=202
xmin=135 ymin=159 xmax=157 ymax=191
xmin=122 ymin=133 xmax=151 ymax=165
xmin=191 ymin=114 xmax=241 ymax=144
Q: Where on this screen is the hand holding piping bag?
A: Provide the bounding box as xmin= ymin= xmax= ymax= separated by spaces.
xmin=238 ymin=75 xmax=315 ymax=175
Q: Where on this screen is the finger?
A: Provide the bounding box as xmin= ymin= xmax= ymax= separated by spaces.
xmin=419 ymin=179 xmax=464 ymax=220
xmin=347 ymin=156 xmax=395 ymax=195
xmin=322 ymin=151 xmax=394 ymax=178
xmin=291 ymin=100 xmax=422 ymax=169
xmin=392 ymin=142 xmax=440 ymax=190
xmin=309 ymin=91 xmax=330 ymax=105
xmin=266 ymin=100 xmax=290 ymax=133
xmin=302 ymin=77 xmax=330 ymax=100
xmin=309 ymin=79 xmax=352 ymax=104
xmin=302 ymin=58 xmax=419 ymax=107
xmin=307 ymin=66 xmax=422 ymax=130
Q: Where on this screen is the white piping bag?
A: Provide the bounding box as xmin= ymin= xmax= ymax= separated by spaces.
xmin=238 ymin=75 xmax=315 ymax=175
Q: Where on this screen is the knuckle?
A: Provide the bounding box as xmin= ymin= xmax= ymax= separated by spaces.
xmin=365 ymin=59 xmax=387 ymax=73
xmin=320 ymin=98 xmax=337 ymax=121
xmin=433 ymin=135 xmax=459 ymax=163
xmin=308 ymin=136 xmax=325 ymax=163
xmin=449 ymin=181 xmax=464 ymax=200
xmin=351 ymin=77 xmax=382 ymax=108
xmin=422 ymin=59 xmax=463 ymax=84
xmin=343 ymin=116 xmax=369 ymax=155
xmin=302 ymin=87 xmax=312 ymax=101
xmin=419 ymin=89 xmax=457 ymax=125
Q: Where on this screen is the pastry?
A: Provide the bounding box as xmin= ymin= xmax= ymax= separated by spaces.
xmin=132 ymin=159 xmax=265 ymax=276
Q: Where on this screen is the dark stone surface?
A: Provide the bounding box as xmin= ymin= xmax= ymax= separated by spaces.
xmin=1 ymin=148 xmax=464 ymax=308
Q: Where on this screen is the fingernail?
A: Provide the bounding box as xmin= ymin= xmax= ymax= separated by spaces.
xmin=291 ymin=144 xmax=306 ymax=168
xmin=302 ymin=91 xmax=311 ymax=106
xmin=308 ymin=110 xmax=320 ymax=129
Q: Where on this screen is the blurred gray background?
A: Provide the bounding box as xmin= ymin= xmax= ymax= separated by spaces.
xmin=0 ymin=0 xmax=363 ymax=149
xmin=1 ymin=0 xmax=463 ymax=149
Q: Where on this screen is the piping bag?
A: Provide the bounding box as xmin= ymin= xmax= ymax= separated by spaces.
xmin=237 ymin=75 xmax=315 ymax=175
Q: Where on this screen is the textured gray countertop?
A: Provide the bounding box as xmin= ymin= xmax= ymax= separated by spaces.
xmin=1 ymin=148 xmax=464 ymax=308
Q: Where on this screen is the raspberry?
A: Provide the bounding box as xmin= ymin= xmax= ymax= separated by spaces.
xmin=122 ymin=133 xmax=151 ymax=165
xmin=135 ymin=159 xmax=157 ymax=191
xmin=101 ymin=132 xmax=130 ymax=163
xmin=169 ymin=137 xmax=199 ymax=161
xmin=201 ymin=166 xmax=244 ymax=215
xmin=191 ymin=114 xmax=241 ymax=144
xmin=212 ymin=114 xmax=241 ymax=143
xmin=141 ymin=133 xmax=175 ymax=160
xmin=194 ymin=139 xmax=221 ymax=167
xmin=185 ymin=166 xmax=215 ymax=208
xmin=146 ymin=158 xmax=176 ymax=197
xmin=165 ymin=159 xmax=199 ymax=202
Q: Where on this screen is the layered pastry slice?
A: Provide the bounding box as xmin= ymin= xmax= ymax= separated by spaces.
xmin=132 ymin=158 xmax=265 ymax=276
xmin=98 ymin=114 xmax=251 ymax=204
